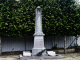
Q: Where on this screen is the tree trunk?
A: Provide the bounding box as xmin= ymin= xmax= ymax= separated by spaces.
xmin=76 ymin=35 xmax=79 ymax=46
xmin=64 ymin=35 xmax=67 ymax=54
xmin=76 ymin=36 xmax=77 ymax=46
xmin=54 ymin=36 xmax=55 ymax=46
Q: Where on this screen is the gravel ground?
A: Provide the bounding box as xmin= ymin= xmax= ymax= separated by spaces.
xmin=0 ymin=53 xmax=80 ymax=60
xmin=60 ymin=53 xmax=80 ymax=60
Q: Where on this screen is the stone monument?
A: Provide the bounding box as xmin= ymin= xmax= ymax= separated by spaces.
xmin=20 ymin=6 xmax=63 ymax=60
xmin=32 ymin=6 xmax=47 ymax=56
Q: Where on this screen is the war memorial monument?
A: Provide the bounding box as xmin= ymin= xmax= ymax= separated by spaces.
xmin=20 ymin=6 xmax=63 ymax=60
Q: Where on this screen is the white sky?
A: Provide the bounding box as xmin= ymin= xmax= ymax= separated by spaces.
xmin=75 ymin=0 xmax=80 ymax=4
xmin=73 ymin=0 xmax=80 ymax=8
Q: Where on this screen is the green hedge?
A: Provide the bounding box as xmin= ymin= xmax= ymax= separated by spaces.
xmin=0 ymin=0 xmax=80 ymax=37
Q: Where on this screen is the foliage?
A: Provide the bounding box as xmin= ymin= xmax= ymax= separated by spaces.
xmin=0 ymin=0 xmax=80 ymax=37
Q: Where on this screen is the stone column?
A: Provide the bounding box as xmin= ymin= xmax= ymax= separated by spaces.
xmin=0 ymin=36 xmax=2 ymax=55
xmin=32 ymin=6 xmax=47 ymax=56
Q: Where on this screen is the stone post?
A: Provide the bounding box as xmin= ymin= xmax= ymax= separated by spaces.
xmin=32 ymin=6 xmax=47 ymax=56
xmin=0 ymin=36 xmax=2 ymax=55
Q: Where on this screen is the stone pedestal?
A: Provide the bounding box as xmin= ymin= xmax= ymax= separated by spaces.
xmin=32 ymin=35 xmax=47 ymax=56
xmin=23 ymin=51 xmax=31 ymax=56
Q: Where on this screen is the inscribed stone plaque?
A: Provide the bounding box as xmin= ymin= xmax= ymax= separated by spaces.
xmin=34 ymin=36 xmax=44 ymax=48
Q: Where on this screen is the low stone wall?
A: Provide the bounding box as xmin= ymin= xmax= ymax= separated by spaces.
xmin=52 ymin=48 xmax=75 ymax=54
xmin=2 ymin=51 xmax=23 ymax=55
xmin=76 ymin=48 xmax=80 ymax=53
xmin=2 ymin=48 xmax=75 ymax=55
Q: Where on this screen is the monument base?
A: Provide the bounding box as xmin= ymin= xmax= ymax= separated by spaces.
xmin=32 ymin=48 xmax=48 ymax=56
xmin=20 ymin=55 xmax=63 ymax=60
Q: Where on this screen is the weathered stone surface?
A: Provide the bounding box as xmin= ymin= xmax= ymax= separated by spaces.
xmin=23 ymin=51 xmax=31 ymax=56
xmin=32 ymin=48 xmax=47 ymax=56
xmin=32 ymin=6 xmax=47 ymax=56
xmin=33 ymin=36 xmax=45 ymax=48
xmin=20 ymin=55 xmax=63 ymax=60
xmin=47 ymin=51 xmax=56 ymax=56
xmin=35 ymin=6 xmax=42 ymax=33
